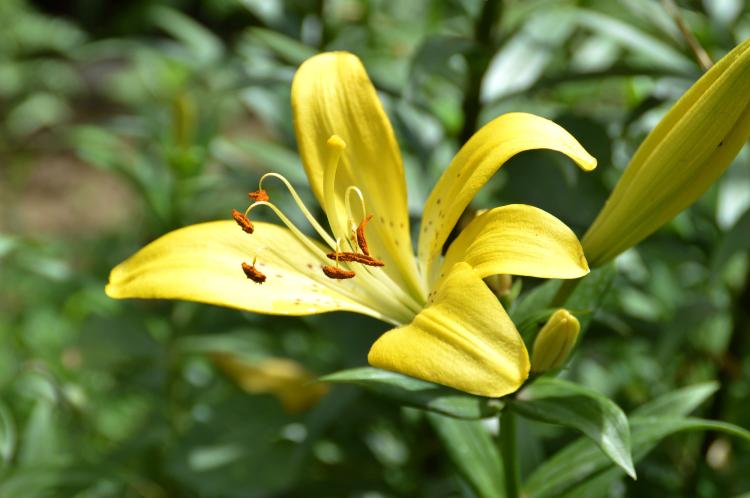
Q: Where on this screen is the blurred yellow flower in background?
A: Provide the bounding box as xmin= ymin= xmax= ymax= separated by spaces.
xmin=211 ymin=353 xmax=329 ymax=414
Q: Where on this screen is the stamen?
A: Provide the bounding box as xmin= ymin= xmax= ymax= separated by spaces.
xmin=356 ymin=214 xmax=373 ymax=256
xmin=344 ymin=186 xmax=366 ymax=231
xmin=322 ymin=265 xmax=356 ymax=279
xmin=232 ymin=208 xmax=254 ymax=234
xmin=326 ymin=251 xmax=384 ymax=267
xmin=248 ymin=189 xmax=269 ymax=202
xmin=245 ymin=201 xmax=332 ymax=263
xmin=257 ymin=172 xmax=336 ymax=249
xmin=241 ymin=258 xmax=266 ymax=284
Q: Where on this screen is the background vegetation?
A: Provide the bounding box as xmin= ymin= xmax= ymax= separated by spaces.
xmin=1 ymin=0 xmax=749 ymax=496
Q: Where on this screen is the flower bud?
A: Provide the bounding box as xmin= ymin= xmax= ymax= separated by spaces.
xmin=582 ymin=37 xmax=750 ymax=267
xmin=531 ymin=309 xmax=580 ymax=373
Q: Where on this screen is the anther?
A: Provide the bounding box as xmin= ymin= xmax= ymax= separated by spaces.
xmin=356 ymin=214 xmax=373 ymax=256
xmin=248 ymin=189 xmax=270 ymax=202
xmin=241 ymin=260 xmax=266 ymax=284
xmin=232 ymin=208 xmax=254 ymax=234
xmin=326 ymin=252 xmax=384 ymax=267
xmin=322 ymin=265 xmax=356 ymax=279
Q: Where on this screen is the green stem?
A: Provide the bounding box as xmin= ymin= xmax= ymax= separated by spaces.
xmin=549 ymin=278 xmax=582 ymax=308
xmin=459 ymin=0 xmax=503 ymax=143
xmin=500 ymin=410 xmax=520 ymax=498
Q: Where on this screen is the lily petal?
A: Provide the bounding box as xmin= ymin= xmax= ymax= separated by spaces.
xmin=417 ymin=112 xmax=596 ymax=282
xmin=368 ymin=262 xmax=530 ymax=397
xmin=292 ymin=51 xmax=424 ymax=301
xmin=441 ymin=204 xmax=589 ymax=283
xmin=106 ymin=221 xmax=386 ymax=320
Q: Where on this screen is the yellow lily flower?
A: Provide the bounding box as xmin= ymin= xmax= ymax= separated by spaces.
xmin=106 ymin=52 xmax=596 ymax=397
xmin=583 ymin=37 xmax=750 ymax=267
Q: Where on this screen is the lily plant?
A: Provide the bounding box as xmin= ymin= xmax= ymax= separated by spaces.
xmin=106 ymin=51 xmax=596 ymax=398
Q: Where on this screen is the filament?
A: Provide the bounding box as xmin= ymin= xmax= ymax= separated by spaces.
xmin=344 ymin=185 xmax=366 ymax=232
xmin=258 ymin=172 xmax=336 ymax=249
xmin=245 ymin=201 xmax=330 ymax=261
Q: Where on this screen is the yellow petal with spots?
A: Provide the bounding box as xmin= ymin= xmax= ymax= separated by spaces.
xmin=292 ymin=51 xmax=424 ymax=302
xmin=417 ymin=112 xmax=596 ymax=283
xmin=441 ymin=205 xmax=589 ymax=284
xmin=105 ymin=221 xmax=388 ymax=321
xmin=368 ymin=262 xmax=530 ymax=398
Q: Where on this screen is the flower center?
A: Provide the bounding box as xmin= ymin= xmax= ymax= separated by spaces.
xmin=226 ymin=135 xmax=423 ymax=324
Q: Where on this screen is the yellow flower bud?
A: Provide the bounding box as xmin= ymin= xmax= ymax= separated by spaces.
xmin=583 ymin=37 xmax=750 ymax=267
xmin=531 ymin=309 xmax=580 ymax=373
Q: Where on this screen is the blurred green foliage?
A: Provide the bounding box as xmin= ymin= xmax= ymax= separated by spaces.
xmin=1 ymin=0 xmax=750 ymax=496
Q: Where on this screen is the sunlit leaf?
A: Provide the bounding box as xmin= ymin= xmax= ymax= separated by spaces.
xmin=508 ymin=377 xmax=635 ymax=478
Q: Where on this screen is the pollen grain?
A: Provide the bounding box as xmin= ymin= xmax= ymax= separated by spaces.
xmin=241 ymin=261 xmax=266 ymax=284
xmin=248 ymin=189 xmax=270 ymax=202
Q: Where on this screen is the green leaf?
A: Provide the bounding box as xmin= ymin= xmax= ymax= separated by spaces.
xmin=212 ymin=137 xmax=307 ymax=185
xmin=320 ymin=367 xmax=503 ymax=420
xmin=0 ymin=400 xmax=16 ymax=468
xmin=427 ymin=413 xmax=505 ymax=498
xmin=523 ymin=383 xmax=739 ymax=498
xmin=711 ymin=208 xmax=750 ymax=280
xmin=540 ymin=417 xmax=750 ymax=498
xmin=508 ymin=378 xmax=635 ymax=478
xmin=562 ymin=263 xmax=616 ymax=333
xmin=509 ymin=281 xmax=557 ymax=340
xmin=571 ymin=8 xmax=694 ymax=72
xmin=631 ymin=381 xmax=719 ymax=418
xmin=246 ymin=27 xmax=316 ymax=66
xmin=510 ymin=264 xmax=616 ymax=341
xmin=150 ymin=6 xmax=223 ymax=65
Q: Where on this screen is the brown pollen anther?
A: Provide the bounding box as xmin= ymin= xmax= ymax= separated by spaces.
xmin=326 ymin=252 xmax=384 ymax=267
xmin=356 ymin=214 xmax=373 ymax=256
xmin=241 ymin=261 xmax=266 ymax=284
xmin=322 ymin=265 xmax=356 ymax=279
xmin=248 ymin=189 xmax=270 ymax=203
xmin=232 ymin=208 xmax=254 ymax=234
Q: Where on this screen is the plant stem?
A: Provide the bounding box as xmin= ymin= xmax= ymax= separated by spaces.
xmin=549 ymin=277 xmax=582 ymax=308
xmin=500 ymin=409 xmax=520 ymax=498
xmin=660 ymin=0 xmax=713 ymax=71
xmin=459 ymin=0 xmax=502 ymax=143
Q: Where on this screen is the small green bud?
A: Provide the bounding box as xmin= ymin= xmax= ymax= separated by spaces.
xmin=531 ymin=309 xmax=580 ymax=373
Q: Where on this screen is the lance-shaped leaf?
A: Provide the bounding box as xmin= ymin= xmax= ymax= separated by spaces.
xmin=522 ymin=382 xmax=747 ymax=498
xmin=427 ymin=413 xmax=505 ymax=498
xmin=507 ymin=377 xmax=635 ymax=478
xmin=321 ymin=367 xmax=503 ymax=419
